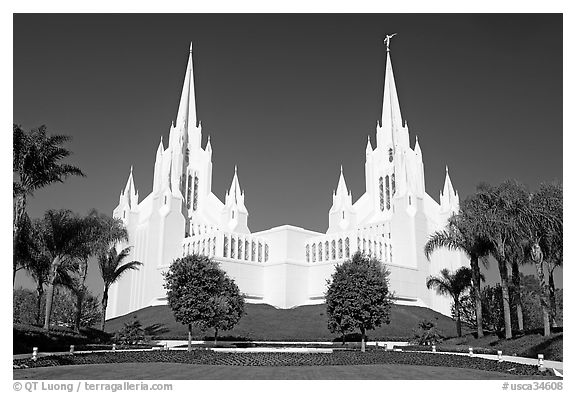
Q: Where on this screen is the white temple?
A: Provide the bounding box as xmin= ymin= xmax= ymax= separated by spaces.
xmin=107 ymin=40 xmax=467 ymax=319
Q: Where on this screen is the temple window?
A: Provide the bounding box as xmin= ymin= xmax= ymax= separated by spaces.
xmin=379 ymin=177 xmax=384 ymax=211
xmin=385 ymin=175 xmax=391 ymax=210
xmin=331 ymin=240 xmax=336 ymax=260
xmin=345 ymin=237 xmax=350 ymax=258
xmin=306 ymin=244 xmax=310 ymax=262
xmin=223 ymin=235 xmax=229 ymax=257
xmin=388 ymin=148 xmax=393 ymax=162
xmin=192 ymin=175 xmax=199 ymax=211
xmin=312 ymin=243 xmax=316 ymax=263
xmin=186 ymin=174 xmax=192 ymax=210
xmin=318 ymin=243 xmax=323 ymax=261
xmin=231 ymin=237 xmax=236 ymax=258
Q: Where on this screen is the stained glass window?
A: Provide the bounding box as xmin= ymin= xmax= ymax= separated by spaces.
xmin=231 ymin=237 xmax=236 ymax=258
xmin=186 ymin=174 xmax=192 ymax=210
xmin=345 ymin=237 xmax=350 ymax=258
xmin=245 ymin=240 xmax=250 ymax=260
xmin=338 ymin=239 xmax=343 ymax=259
xmin=252 ymin=241 xmax=256 ymax=261
xmin=379 ymin=177 xmax=385 ymax=211
xmin=318 ymin=243 xmax=323 ymax=261
xmin=258 ymin=242 xmax=262 ymax=262
xmin=223 ymin=235 xmax=228 ymax=257
xmin=392 ymin=173 xmax=396 ymax=195
xmin=193 ymin=175 xmax=199 ymax=211
xmin=385 ymin=175 xmax=390 ymax=210
xmin=238 ymin=238 xmax=243 ymax=260
xmin=312 ymin=243 xmax=316 ymax=263
xmin=265 ymin=244 xmax=269 ymax=262
xmin=306 ymin=244 xmax=310 ymax=262
xmin=331 ymin=240 xmax=336 ymax=260
xmin=325 ymin=241 xmax=329 ymax=260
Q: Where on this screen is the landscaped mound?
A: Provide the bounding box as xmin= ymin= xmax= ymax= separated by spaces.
xmin=13 ymin=350 xmax=557 ymax=378
xmin=105 ymin=303 xmax=461 ymax=341
xmin=13 ymin=324 xmax=111 ymax=355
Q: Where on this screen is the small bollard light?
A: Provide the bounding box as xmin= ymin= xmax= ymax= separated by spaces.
xmin=32 ymin=347 xmax=38 ymax=361
xmin=112 ymin=343 xmax=116 ymax=351
xmin=70 ymin=345 xmax=75 ymax=355
xmin=497 ymin=350 xmax=503 ymax=362
xmin=432 ymin=345 xmax=436 ymax=353
xmin=538 ymin=354 xmax=544 ymax=370
xmin=468 ymin=347 xmax=473 ymax=357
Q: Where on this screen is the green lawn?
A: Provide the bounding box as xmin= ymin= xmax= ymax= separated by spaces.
xmin=13 ymin=362 xmax=545 ymax=380
xmin=105 ymin=303 xmax=461 ymax=341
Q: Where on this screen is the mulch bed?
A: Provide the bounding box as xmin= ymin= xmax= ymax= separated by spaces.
xmin=13 ymin=349 xmax=557 ymax=377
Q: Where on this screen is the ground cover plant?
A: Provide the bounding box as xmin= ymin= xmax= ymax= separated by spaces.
xmin=13 ymin=349 xmax=558 ymax=378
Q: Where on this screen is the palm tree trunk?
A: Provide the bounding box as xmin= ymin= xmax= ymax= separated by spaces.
xmin=360 ymin=326 xmax=366 ymax=352
xmin=13 ymin=194 xmax=26 ymax=287
xmin=43 ymin=257 xmax=62 ymax=330
xmin=188 ymin=324 xmax=192 ymax=351
xmin=470 ymin=256 xmax=484 ymax=338
xmin=548 ymin=269 xmax=557 ymax=328
xmin=454 ymin=298 xmax=462 ymax=337
xmin=36 ymin=284 xmax=44 ymax=325
xmin=532 ymin=245 xmax=551 ymax=336
xmin=511 ymin=261 xmax=524 ymax=332
xmin=100 ymin=287 xmax=109 ymax=331
xmin=497 ymin=259 xmax=513 ymax=339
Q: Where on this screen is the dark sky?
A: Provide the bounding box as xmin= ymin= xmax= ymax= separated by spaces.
xmin=13 ymin=14 xmax=563 ymax=294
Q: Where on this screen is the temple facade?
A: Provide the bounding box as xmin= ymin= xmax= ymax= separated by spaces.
xmin=107 ymin=41 xmax=467 ymax=319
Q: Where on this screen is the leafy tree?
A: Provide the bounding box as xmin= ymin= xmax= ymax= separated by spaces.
xmin=13 ymin=288 xmax=37 ymax=324
xmin=163 ymin=254 xmax=245 ymax=350
xmin=13 ymin=124 xmax=84 ymax=285
xmin=50 ymin=287 xmax=102 ymax=329
xmin=426 ymin=267 xmax=474 ymax=337
xmin=98 ymin=246 xmax=141 ymax=331
xmin=325 ymin=252 xmax=393 ymax=352
xmin=424 ymin=205 xmax=492 ymax=338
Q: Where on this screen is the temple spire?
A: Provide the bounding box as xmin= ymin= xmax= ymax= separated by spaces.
xmin=380 ymin=47 xmax=403 ymax=132
xmin=175 ymin=42 xmax=197 ymax=130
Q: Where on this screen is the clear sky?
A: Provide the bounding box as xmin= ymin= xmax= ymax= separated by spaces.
xmin=13 ymin=14 xmax=563 ymax=296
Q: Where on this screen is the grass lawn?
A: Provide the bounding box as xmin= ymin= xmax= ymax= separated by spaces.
xmin=105 ymin=303 xmax=462 ymax=340
xmin=13 ymin=362 xmax=547 ymax=380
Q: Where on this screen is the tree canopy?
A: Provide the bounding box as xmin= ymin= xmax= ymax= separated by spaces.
xmin=325 ymin=252 xmax=393 ymax=350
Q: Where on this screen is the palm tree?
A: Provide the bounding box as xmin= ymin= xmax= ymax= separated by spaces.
xmin=13 ymin=124 xmax=84 ymax=285
xmin=98 ymin=246 xmax=142 ymax=331
xmin=426 ymin=267 xmax=474 ymax=337
xmin=424 ymin=208 xmax=491 ymax=338
xmin=36 ymin=209 xmax=88 ymax=330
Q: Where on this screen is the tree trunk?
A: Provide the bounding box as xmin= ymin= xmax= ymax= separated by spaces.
xmin=13 ymin=194 xmax=26 ymax=287
xmin=100 ymin=288 xmax=109 ymax=331
xmin=531 ymin=244 xmax=551 ymax=336
xmin=43 ymin=257 xmax=62 ymax=330
xmin=548 ymin=270 xmax=557 ymax=328
xmin=497 ymin=259 xmax=513 ymax=339
xmin=511 ymin=261 xmax=524 ymax=332
xmin=36 ymin=285 xmax=44 ymax=326
xmin=360 ymin=326 xmax=366 ymax=352
xmin=74 ymin=290 xmax=84 ymax=333
xmin=214 ymin=328 xmax=219 ymax=346
xmin=470 ymin=256 xmax=484 ymax=338
xmin=454 ymin=298 xmax=462 ymax=337
xmin=188 ymin=324 xmax=192 ymax=352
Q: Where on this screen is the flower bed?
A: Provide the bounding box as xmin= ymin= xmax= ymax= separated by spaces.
xmin=399 ymin=345 xmax=498 ymax=355
xmin=13 ymin=349 xmax=557 ymax=377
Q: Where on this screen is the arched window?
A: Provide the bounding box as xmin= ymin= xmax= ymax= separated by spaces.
xmin=312 ymin=243 xmax=316 ymax=263
xmin=391 ymin=173 xmax=396 ymax=195
xmin=331 ymin=240 xmax=336 ymax=260
xmin=185 ymin=148 xmax=190 ymax=163
xmin=202 ymin=239 xmax=206 ymax=255
xmin=388 ymin=148 xmax=394 ymax=162
xmin=245 ymin=240 xmax=250 ymax=260
xmin=207 ymin=238 xmax=211 ymax=256
xmin=379 ymin=177 xmax=385 ymax=211
xmin=385 ymin=175 xmax=391 ymax=210
xmin=252 ymin=241 xmax=256 ymax=261
xmin=223 ymin=235 xmax=228 ymax=257
xmin=238 ymin=238 xmax=243 ymax=259
xmin=213 ymin=237 xmax=216 ymax=256
xmin=265 ymin=244 xmax=269 ymax=262
xmin=186 ymin=174 xmax=192 ymax=210
xmin=390 ymin=245 xmax=393 ymax=263
xmin=306 ymin=244 xmax=310 ymax=262
xmin=357 ymin=237 xmax=361 ymax=252
xmin=345 ymin=237 xmax=350 ymax=258
xmin=192 ymin=175 xmax=199 ymax=211
xmin=379 ymin=242 xmax=383 ymax=260
xmin=258 ymin=242 xmax=262 ymax=262
xmin=368 ymin=240 xmax=372 ymax=256
xmin=338 ymin=239 xmax=343 ymax=259
xmin=384 ymin=243 xmax=388 ymax=262
xmin=182 ymin=244 xmax=186 ymax=256
xmin=325 ymin=241 xmax=329 ymax=261
xmin=363 ymin=238 xmax=366 ymax=253
xmin=231 ymin=237 xmax=236 ymax=258
xmin=318 ymin=243 xmax=323 ymax=261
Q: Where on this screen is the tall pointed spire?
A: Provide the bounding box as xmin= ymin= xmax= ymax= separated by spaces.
xmin=366 ymin=135 xmax=373 ymax=155
xmin=381 ymin=47 xmax=403 ymax=133
xmin=225 ymin=166 xmax=247 ymax=213
xmin=414 ymin=135 xmax=422 ymax=157
xmin=175 ymin=42 xmax=197 ymax=131
xmin=335 ymin=165 xmax=348 ymax=196
xmin=441 ymin=166 xmax=457 ymax=207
